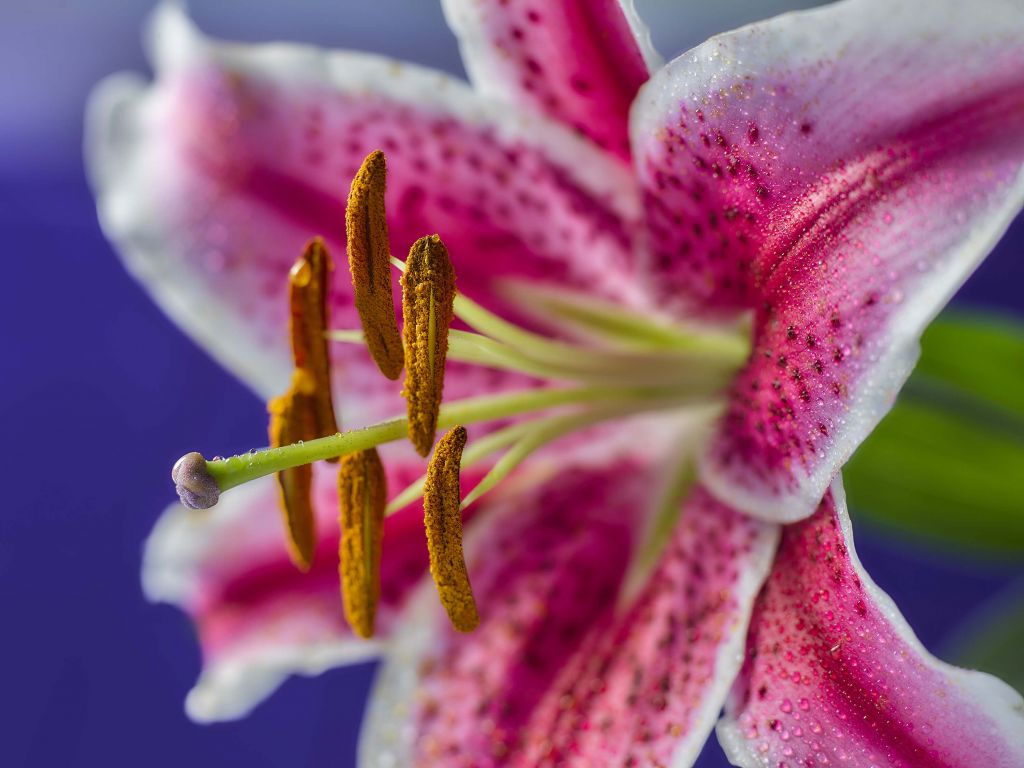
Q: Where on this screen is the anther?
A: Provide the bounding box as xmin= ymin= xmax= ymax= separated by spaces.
xmin=401 ymin=234 xmax=456 ymax=456
xmin=337 ymin=448 xmax=387 ymax=639
xmin=171 ymin=451 xmax=220 ymax=510
xmin=423 ymin=426 xmax=479 ymax=632
xmin=289 ymin=238 xmax=339 ymax=445
xmin=346 ymin=150 xmax=405 ymax=380
xmin=268 ymin=383 xmax=317 ymax=571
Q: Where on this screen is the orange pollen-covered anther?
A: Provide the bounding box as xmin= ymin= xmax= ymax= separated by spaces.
xmin=346 ymin=150 xmax=405 ymax=381
xmin=401 ymin=234 xmax=456 ymax=457
xmin=288 ymin=237 xmax=339 ymax=446
xmin=266 ymin=238 xmax=341 ymax=570
xmin=423 ymin=426 xmax=479 ymax=633
xmin=337 ymin=448 xmax=387 ymax=639
xmin=268 ymin=381 xmax=318 ymax=571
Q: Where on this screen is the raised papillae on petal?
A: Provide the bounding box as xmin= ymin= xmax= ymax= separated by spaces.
xmin=288 ymin=238 xmax=338 ymax=441
xmin=629 ymin=0 xmax=1024 ymax=521
xmin=87 ymin=4 xmax=644 ymax=426
xmin=267 ymin=384 xmax=317 ymax=570
xmin=422 ymin=426 xmax=478 ymax=633
xmin=718 ymin=480 xmax=1024 ymax=768
xmin=401 ymin=235 xmax=456 ymax=457
xmin=361 ymin=451 xmax=779 ymax=767
xmin=337 ymin=448 xmax=387 ymax=639
xmin=518 ymin=487 xmax=777 ymax=768
xmin=345 ymin=150 xmax=404 ymax=380
xmin=362 ymin=456 xmax=656 ymax=766
xmin=442 ymin=0 xmax=658 ymax=159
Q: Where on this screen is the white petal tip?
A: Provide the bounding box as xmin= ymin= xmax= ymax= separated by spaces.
xmin=185 ymin=642 xmax=383 ymax=724
xmin=146 ymin=1 xmax=206 ymax=75
xmin=140 ymin=503 xmax=204 ymax=605
xmin=184 ymin=666 xmax=283 ymax=723
xmin=84 ymin=73 xmax=148 ymax=197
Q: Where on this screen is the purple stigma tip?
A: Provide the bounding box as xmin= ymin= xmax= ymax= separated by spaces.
xmin=171 ymin=452 xmax=220 ymax=510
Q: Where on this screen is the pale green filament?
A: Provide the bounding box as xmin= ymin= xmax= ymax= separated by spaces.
xmin=383 ymin=397 xmax=691 ymax=514
xmin=498 ymin=280 xmax=752 ymax=355
xmin=390 ymin=254 xmax=749 ymax=370
xmin=329 ymin=327 xmax=743 ymax=391
xmin=458 ymin=401 xmax=675 ymax=510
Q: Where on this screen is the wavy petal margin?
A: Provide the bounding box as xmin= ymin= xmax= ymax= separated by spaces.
xmin=630 ymin=0 xmax=1024 ymax=521
xmin=717 ymin=479 xmax=1024 ymax=768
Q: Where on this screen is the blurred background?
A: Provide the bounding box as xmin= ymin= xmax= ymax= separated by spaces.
xmin=1 ymin=1 xmax=1021 ymax=766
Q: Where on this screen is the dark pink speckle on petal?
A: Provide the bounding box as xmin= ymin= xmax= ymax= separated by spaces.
xmin=461 ymin=0 xmax=651 ymax=159
xmin=721 ymin=490 xmax=1024 ymax=768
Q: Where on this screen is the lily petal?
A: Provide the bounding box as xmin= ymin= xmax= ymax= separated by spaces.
xmin=717 ymin=479 xmax=1024 ymax=768
xmin=143 ymin=455 xmax=485 ymax=723
xmin=630 ymin=0 xmax=1024 ymax=521
xmin=441 ymin=0 xmax=658 ymax=160
xmin=361 ymin=444 xmax=778 ymax=767
xmin=517 ymin=487 xmax=777 ymax=768
xmin=87 ymin=4 xmax=644 ymax=422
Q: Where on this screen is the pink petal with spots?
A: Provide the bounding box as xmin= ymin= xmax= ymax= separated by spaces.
xmin=361 ymin=452 xmax=777 ymax=767
xmin=516 ymin=487 xmax=777 ymax=768
xmin=717 ymin=479 xmax=1024 ymax=768
xmin=143 ymin=455 xmax=487 ymax=722
xmin=360 ymin=451 xmax=663 ymax=766
xmin=442 ymin=0 xmax=658 ymax=160
xmin=630 ymin=0 xmax=1024 ymax=521
xmin=87 ymin=5 xmax=644 ymax=422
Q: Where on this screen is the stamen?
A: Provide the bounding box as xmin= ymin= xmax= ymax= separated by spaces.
xmin=346 ymin=150 xmax=404 ymax=380
xmin=338 ymin=448 xmax=386 ymax=639
xmin=289 ymin=238 xmax=339 ymax=444
xmin=423 ymin=426 xmax=479 ymax=632
xmin=171 ymin=451 xmax=219 ymax=510
xmin=401 ymin=235 xmax=456 ymax=456
xmin=268 ymin=383 xmax=318 ymax=571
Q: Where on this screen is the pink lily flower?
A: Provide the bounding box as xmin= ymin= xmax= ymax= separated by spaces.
xmin=87 ymin=0 xmax=1024 ymax=765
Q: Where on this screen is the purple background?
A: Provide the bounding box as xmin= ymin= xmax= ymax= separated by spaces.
xmin=1 ymin=2 xmax=1021 ymax=766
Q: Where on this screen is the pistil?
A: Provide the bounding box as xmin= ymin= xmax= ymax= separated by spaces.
xmin=195 ymin=384 xmax=684 ymax=497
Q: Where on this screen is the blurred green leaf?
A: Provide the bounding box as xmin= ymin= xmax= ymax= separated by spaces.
xmin=947 ymin=585 xmax=1024 ymax=695
xmin=845 ymin=311 xmax=1024 ymax=556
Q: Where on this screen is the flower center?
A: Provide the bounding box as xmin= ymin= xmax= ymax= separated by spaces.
xmin=171 ymin=150 xmax=751 ymax=636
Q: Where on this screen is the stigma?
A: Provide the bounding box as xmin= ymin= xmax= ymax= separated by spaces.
xmin=171 ymin=149 xmax=752 ymax=636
